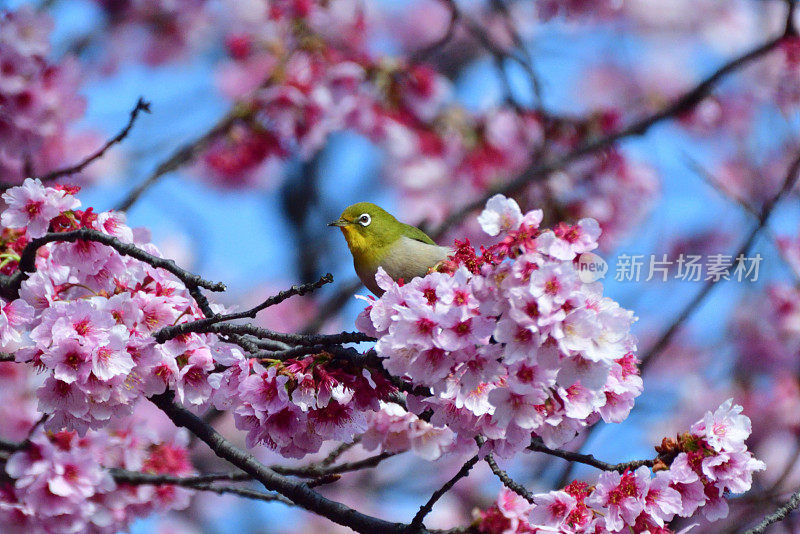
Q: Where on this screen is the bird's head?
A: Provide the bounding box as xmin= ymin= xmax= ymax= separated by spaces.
xmin=328 ymin=202 xmax=402 ymax=254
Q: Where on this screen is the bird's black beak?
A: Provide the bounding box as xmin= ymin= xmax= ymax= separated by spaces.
xmin=328 ymin=218 xmax=349 ymax=227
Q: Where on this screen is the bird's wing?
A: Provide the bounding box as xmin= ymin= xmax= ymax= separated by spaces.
xmin=400 ymin=223 xmax=437 ymax=245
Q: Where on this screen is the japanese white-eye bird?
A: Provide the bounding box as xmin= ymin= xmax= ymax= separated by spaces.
xmin=328 ymin=202 xmax=451 ymax=296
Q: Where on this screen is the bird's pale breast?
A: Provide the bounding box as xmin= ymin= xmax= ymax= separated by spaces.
xmin=356 ymin=236 xmax=451 ymax=295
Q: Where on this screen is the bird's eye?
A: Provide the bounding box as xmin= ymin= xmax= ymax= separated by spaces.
xmin=358 ymin=213 xmax=371 ymax=227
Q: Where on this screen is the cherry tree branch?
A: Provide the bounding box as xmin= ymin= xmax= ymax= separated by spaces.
xmin=409 ymin=454 xmax=480 ymax=530
xmin=190 ymin=483 xmax=297 ymax=506
xmin=0 ymin=228 xmax=226 ymax=300
xmin=743 ymin=487 xmax=800 ymax=534
xmin=109 ymin=448 xmax=395 ymax=490
xmin=108 ymin=469 xmax=251 ymax=486
xmin=206 ymin=323 xmax=374 ymax=347
xmin=484 ymin=452 xmax=534 ymax=503
xmin=488 ymin=0 xmax=543 ymax=105
xmin=108 ymin=469 xmax=296 ymax=506
xmin=154 ymin=273 xmax=334 ymax=342
xmin=319 ymin=438 xmax=360 ymax=467
xmin=33 ymin=98 xmax=151 ymax=183
xmin=527 ymin=438 xmax=655 ymax=473
xmin=149 ymin=392 xmax=418 ymax=534
xmin=272 ymin=451 xmax=397 ymax=478
xmin=115 ymin=106 xmax=247 ymax=212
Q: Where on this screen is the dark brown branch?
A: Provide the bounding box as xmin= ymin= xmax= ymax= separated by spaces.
xmin=527 ymin=438 xmax=654 ymax=473
xmin=0 ymin=353 xmax=14 ymax=362
xmin=431 ymin=32 xmax=789 ymax=240
xmin=785 ymin=0 xmax=798 ymax=37
xmin=34 ymin=98 xmax=151 ymax=183
xmin=484 ymin=453 xmax=534 ymax=503
xmin=154 ymin=274 xmax=333 ymax=343
xmin=0 ymin=438 xmax=24 ymax=452
xmin=149 ymin=393 xmax=416 ymax=534
xmin=275 ymin=451 xmax=397 ymax=478
xmin=191 ymin=482 xmax=296 ymax=506
xmin=255 ymin=343 xmax=333 ymax=361
xmin=206 ymin=323 xmax=374 ymax=347
xmin=109 ymin=469 xmax=250 ymax=486
xmin=109 ymin=469 xmax=295 ymax=506
xmin=115 ymin=106 xmax=246 ymax=212
xmin=743 ymin=488 xmax=800 ymax=534
xmin=320 ymin=438 xmax=360 ymax=468
xmin=409 ymin=454 xmax=479 ymax=530
xmin=109 ymin=447 xmax=393 ymax=491
xmin=0 ymin=228 xmax=225 ymax=300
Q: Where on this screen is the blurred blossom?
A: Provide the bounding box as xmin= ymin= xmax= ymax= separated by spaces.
xmin=0 ymin=8 xmax=87 ymax=185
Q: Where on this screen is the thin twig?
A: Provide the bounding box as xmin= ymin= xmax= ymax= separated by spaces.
xmin=527 ymin=438 xmax=654 ymax=473
xmin=272 ymin=451 xmax=397 ymax=478
xmin=489 ymin=0 xmax=543 ymax=105
xmin=112 ymin=471 xmax=296 ymax=506
xmin=115 ymin=107 xmax=246 ymax=212
xmin=191 ymin=482 xmax=296 ymax=506
xmin=744 ymin=487 xmax=800 ymax=534
xmin=320 ymin=438 xmax=360 ymax=468
xmin=154 ymin=273 xmax=333 ymax=342
xmin=409 ymin=454 xmax=479 ymax=531
xmin=109 ymin=469 xmax=250 ymax=486
xmin=485 ymin=453 xmax=534 ymax=503
xmin=34 ymin=98 xmax=151 ymax=183
xmin=682 ymin=153 xmax=759 ymax=217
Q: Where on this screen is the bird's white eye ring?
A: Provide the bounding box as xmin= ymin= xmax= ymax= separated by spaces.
xmin=358 ymin=213 xmax=371 ymax=227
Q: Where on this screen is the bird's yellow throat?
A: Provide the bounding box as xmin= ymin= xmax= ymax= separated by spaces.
xmin=340 ymin=224 xmax=385 ymax=269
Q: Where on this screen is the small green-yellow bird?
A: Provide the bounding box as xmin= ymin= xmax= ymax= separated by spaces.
xmin=328 ymin=202 xmax=451 ymax=295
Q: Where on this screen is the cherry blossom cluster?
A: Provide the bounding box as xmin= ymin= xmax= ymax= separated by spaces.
xmin=90 ymin=0 xmax=211 ymax=67
xmin=0 ymin=7 xmax=86 ymax=184
xmin=0 ymin=178 xmax=397 ymax=459
xmin=476 ymin=400 xmax=764 ymax=533
xmin=195 ymin=0 xmax=658 ymax=246
xmin=357 ymin=195 xmax=642 ymax=458
xmin=0 ymin=402 xmax=194 ymax=534
xmin=362 ymin=402 xmax=454 ymax=461
xmin=211 ymin=352 xmax=395 ymax=458
xmin=0 ymin=178 xmax=240 ymax=433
